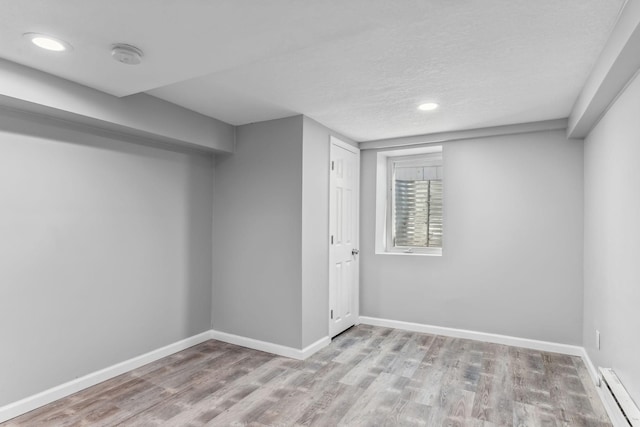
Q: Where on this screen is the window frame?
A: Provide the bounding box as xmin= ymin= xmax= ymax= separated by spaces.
xmin=374 ymin=145 xmax=443 ymax=257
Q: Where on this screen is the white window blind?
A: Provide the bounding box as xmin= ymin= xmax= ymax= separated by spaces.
xmin=394 ymin=179 xmax=442 ymax=247
xmin=388 ymin=153 xmax=443 ymax=252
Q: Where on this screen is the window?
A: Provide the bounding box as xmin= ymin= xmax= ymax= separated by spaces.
xmin=375 ymin=145 xmax=443 ymax=256
xmin=388 ymin=153 xmax=442 ymax=252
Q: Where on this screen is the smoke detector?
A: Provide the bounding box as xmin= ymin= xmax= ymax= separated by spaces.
xmin=111 ymin=44 xmax=143 ymax=65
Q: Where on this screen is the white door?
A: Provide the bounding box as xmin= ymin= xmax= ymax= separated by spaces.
xmin=329 ymin=137 xmax=360 ymax=338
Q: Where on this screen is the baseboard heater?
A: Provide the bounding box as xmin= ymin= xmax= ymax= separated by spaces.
xmin=599 ymin=368 xmax=640 ymax=426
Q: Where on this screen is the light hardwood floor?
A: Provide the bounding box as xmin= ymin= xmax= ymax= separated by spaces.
xmin=2 ymin=325 xmax=611 ymax=426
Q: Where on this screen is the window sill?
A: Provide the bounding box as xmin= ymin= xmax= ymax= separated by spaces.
xmin=375 ymin=250 xmax=442 ymax=257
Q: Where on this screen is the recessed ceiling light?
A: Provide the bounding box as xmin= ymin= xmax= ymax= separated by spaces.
xmin=24 ymin=33 xmax=72 ymax=52
xmin=418 ymin=102 xmax=439 ymax=111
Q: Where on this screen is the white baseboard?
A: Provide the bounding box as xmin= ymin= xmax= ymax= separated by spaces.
xmin=210 ymin=330 xmax=330 ymax=360
xmin=579 ymin=347 xmax=601 ymax=385
xmin=358 ymin=316 xmax=584 ymax=356
xmin=300 ymin=336 xmax=332 ymax=359
xmin=0 ymin=331 xmax=212 ymax=424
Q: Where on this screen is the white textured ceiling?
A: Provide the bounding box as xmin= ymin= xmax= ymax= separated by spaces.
xmin=0 ymin=0 xmax=624 ymax=141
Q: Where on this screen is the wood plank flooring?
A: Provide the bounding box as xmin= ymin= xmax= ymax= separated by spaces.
xmin=2 ymin=325 xmax=611 ymax=426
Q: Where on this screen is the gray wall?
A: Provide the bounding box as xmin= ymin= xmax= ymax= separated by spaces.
xmin=213 ymin=116 xmax=303 ymax=348
xmin=301 ymin=117 xmax=330 ymax=347
xmin=0 ymin=112 xmax=214 ymax=407
xmin=360 ymin=130 xmax=584 ymax=344
xmin=583 ymin=72 xmax=640 ymax=404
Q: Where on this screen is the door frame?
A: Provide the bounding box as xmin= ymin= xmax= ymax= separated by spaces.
xmin=328 ymin=136 xmax=360 ymax=338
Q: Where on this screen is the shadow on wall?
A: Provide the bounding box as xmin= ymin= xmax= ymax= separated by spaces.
xmin=183 ymin=153 xmax=214 ymax=335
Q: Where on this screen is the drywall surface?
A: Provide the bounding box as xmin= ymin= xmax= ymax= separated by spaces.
xmin=301 ymin=117 xmax=330 ymax=347
xmin=213 ymin=116 xmax=303 ymax=348
xmin=0 ymin=59 xmax=234 ymax=153
xmin=583 ymin=72 xmax=640 ymax=405
xmin=144 ymin=0 xmax=621 ymax=141
xmin=360 ymin=130 xmax=584 ymax=344
xmin=568 ymin=0 xmax=640 ymax=137
xmin=301 ymin=117 xmax=357 ymax=347
xmin=0 ymin=113 xmax=214 ymax=407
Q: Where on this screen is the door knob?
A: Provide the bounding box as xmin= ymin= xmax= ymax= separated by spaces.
xmin=352 ymin=249 xmax=360 ymax=256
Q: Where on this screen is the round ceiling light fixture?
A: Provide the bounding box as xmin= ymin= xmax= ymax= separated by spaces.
xmin=24 ymin=33 xmax=72 ymax=52
xmin=111 ymin=44 xmax=143 ymax=65
xmin=418 ymin=102 xmax=439 ymax=111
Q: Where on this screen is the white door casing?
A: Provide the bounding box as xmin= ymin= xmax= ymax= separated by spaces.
xmin=329 ymin=136 xmax=360 ymax=338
